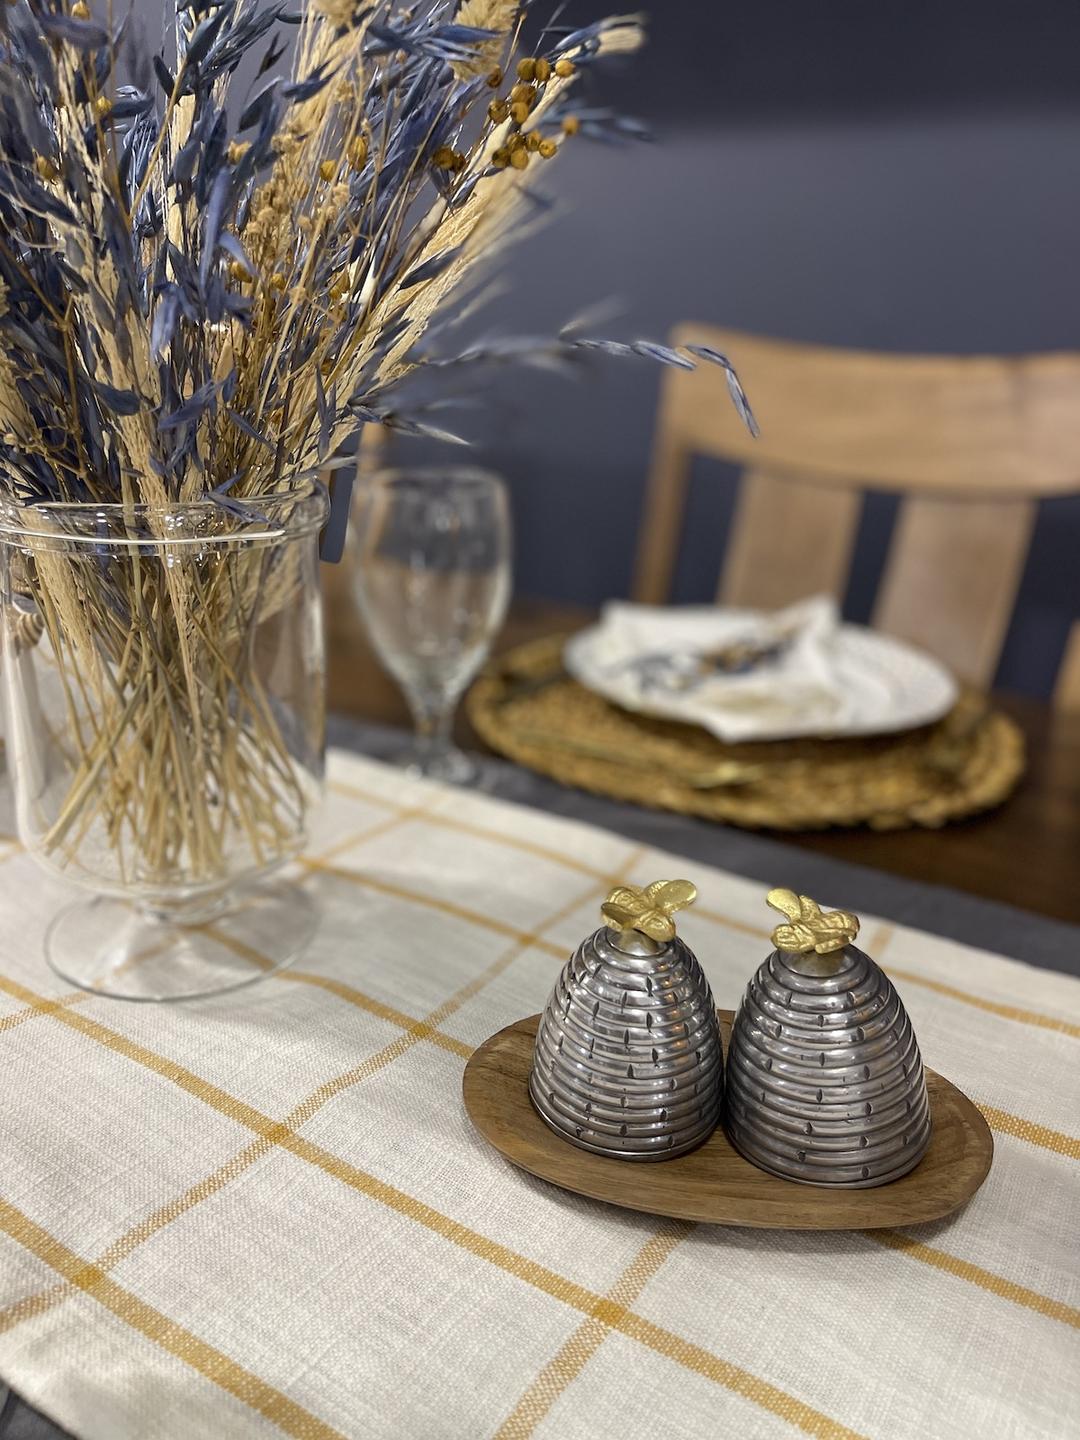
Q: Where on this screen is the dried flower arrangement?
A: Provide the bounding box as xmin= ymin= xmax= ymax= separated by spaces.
xmin=0 ymin=0 xmax=755 ymax=901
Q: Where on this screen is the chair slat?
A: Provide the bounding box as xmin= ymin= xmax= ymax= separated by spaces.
xmin=718 ymin=468 xmax=862 ymax=610
xmin=1054 ymin=623 xmax=1080 ymax=715
xmin=634 ymin=413 xmax=694 ymax=604
xmin=873 ymin=497 xmax=1036 ymax=687
xmin=667 ymin=324 xmax=1080 ymax=497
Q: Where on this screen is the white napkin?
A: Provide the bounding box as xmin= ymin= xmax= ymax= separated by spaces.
xmin=565 ymin=597 xmax=942 ymax=742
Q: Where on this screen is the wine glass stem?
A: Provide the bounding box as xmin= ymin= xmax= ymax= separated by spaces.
xmin=410 ymin=696 xmax=456 ymax=771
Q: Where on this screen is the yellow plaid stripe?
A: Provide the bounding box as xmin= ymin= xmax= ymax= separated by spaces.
xmin=0 ymin=810 xmax=1074 ymax=1387
xmin=0 ymin=873 xmax=608 ymax=1338
xmin=495 ymin=1221 xmax=695 ymax=1440
xmin=1 ymin=770 xmax=1076 ymax=1439
xmin=330 ymin=779 xmax=1080 ymax=1041
xmin=976 ymin=1107 xmax=1080 ymax=1161
xmin=872 ymin=1230 xmax=1080 ymax=1329
xmin=0 ymin=1198 xmax=347 ymax=1440
xmin=3 ymin=841 xmax=1075 ymax=1168
xmin=0 ymin=968 xmax=860 ymax=1439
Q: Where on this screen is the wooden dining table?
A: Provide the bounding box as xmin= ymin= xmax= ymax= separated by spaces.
xmin=324 ymin=572 xmax=1080 ymax=927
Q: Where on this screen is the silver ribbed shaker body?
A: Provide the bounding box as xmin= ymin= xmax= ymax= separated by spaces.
xmin=723 ymin=945 xmax=931 ymax=1187
xmin=529 ymin=925 xmax=723 ymax=1160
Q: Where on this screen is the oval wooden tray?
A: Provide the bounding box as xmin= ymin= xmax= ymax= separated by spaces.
xmin=463 ymin=1011 xmax=994 ymax=1230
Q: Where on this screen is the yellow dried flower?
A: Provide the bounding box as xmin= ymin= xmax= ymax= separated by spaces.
xmin=525 ymin=132 xmax=541 ymax=153
xmin=510 ymin=82 xmax=536 ymax=104
xmin=318 ymin=159 xmax=337 ymax=182
xmin=510 ymin=148 xmax=529 ymax=170
xmin=70 ymin=0 xmax=90 ymax=16
xmin=486 ymin=67 xmax=503 ymax=88
xmin=268 ymin=273 xmax=287 ymax=292
xmin=534 ymin=58 xmax=552 ymax=83
xmin=312 ymin=0 xmax=355 ymax=27
xmin=561 ymin=114 xmax=580 ymax=136
xmin=347 ymin=135 xmax=368 ymax=170
xmin=226 ymin=141 xmax=250 ymax=165
xmin=492 ymin=148 xmax=511 ymax=170
xmin=93 ymin=95 xmax=112 ymax=119
xmin=538 ymin=137 xmax=558 ymax=159
xmin=508 ymin=132 xmax=527 ymax=151
xmin=554 ymin=58 xmax=576 ymax=77
xmin=34 ymin=156 xmax=59 ymax=182
xmin=228 ymin=260 xmax=250 ymax=282
xmin=487 ymin=99 xmax=510 ymax=123
xmin=433 ymin=145 xmax=464 ymax=171
xmin=510 ymin=100 xmax=531 ymax=125
xmin=516 ymin=57 xmax=536 ymax=81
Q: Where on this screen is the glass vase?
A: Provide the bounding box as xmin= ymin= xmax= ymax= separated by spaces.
xmin=0 ymin=482 xmax=328 ymax=1001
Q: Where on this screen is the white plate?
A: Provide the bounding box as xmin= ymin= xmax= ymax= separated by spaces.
xmin=564 ymin=608 xmax=959 ymax=744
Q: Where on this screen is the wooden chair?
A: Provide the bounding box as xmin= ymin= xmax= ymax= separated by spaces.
xmin=634 ymin=324 xmax=1080 ymax=709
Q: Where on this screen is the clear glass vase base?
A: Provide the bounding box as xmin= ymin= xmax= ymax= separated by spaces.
xmin=44 ymin=879 xmax=317 ymax=1002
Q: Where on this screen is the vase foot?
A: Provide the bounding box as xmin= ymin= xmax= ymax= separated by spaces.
xmin=44 ymin=879 xmax=317 ymax=1002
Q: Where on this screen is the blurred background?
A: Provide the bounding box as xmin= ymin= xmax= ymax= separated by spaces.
xmin=388 ymin=0 xmax=1080 ymax=699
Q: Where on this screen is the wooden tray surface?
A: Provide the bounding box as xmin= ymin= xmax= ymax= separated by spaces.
xmin=463 ymin=1011 xmax=994 ymax=1230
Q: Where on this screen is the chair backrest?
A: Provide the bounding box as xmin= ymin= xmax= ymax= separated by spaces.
xmin=634 ymin=324 xmax=1080 ymax=705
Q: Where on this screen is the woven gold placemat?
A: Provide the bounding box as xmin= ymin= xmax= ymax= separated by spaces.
xmin=468 ymin=634 xmax=1026 ymax=831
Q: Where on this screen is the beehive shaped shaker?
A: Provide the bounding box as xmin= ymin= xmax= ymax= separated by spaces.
xmin=723 ymin=889 xmax=932 ymax=1187
xmin=529 ymin=880 xmax=723 ymax=1160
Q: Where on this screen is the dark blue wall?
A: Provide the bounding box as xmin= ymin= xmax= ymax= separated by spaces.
xmin=402 ymin=0 xmax=1080 ymax=698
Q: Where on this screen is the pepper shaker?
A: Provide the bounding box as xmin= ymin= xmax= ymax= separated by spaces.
xmin=723 ymin=888 xmax=932 ymax=1187
xmin=530 ymin=880 xmax=723 ymax=1160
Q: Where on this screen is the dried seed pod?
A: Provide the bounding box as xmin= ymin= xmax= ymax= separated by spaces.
xmin=347 ymin=135 xmax=368 ymax=170
xmin=555 ymin=58 xmax=576 ymax=77
xmin=534 ymin=58 xmax=552 ymax=83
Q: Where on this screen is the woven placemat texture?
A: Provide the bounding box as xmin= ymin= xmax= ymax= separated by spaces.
xmin=468 ymin=635 xmax=1026 ymax=830
xmin=0 ymin=749 xmax=1076 ymax=1440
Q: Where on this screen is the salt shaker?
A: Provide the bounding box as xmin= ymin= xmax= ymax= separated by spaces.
xmin=530 ymin=880 xmax=723 ymax=1160
xmin=723 ymin=888 xmax=932 ymax=1187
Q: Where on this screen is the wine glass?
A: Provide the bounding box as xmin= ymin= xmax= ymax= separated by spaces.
xmin=349 ymin=467 xmax=512 ymax=784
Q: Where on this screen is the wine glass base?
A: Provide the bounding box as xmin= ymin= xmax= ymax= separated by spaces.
xmin=44 ymin=878 xmax=317 ymax=1002
xmin=392 ymin=744 xmax=480 ymax=787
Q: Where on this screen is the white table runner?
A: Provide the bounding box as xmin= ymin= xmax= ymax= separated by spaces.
xmin=0 ymin=748 xmax=1077 ymax=1440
